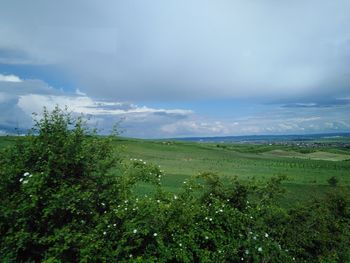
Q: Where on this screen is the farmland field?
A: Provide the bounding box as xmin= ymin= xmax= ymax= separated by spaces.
xmin=110 ymin=137 xmax=350 ymax=205
xmin=1 ymin=135 xmax=350 ymax=205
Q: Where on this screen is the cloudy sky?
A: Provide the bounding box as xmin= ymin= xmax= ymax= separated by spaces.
xmin=1 ymin=0 xmax=350 ymax=138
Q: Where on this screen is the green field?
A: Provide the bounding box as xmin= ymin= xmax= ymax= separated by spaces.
xmin=111 ymin=138 xmax=350 ymax=205
xmin=2 ymin=136 xmax=350 ymax=205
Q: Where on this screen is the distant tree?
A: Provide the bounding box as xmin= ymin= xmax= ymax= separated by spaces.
xmin=328 ymin=176 xmax=338 ymax=187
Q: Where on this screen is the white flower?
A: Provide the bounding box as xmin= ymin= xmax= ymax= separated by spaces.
xmin=29 ymin=174 xmax=33 ymax=178
xmin=258 ymin=247 xmax=263 ymax=252
xmin=174 ymin=195 xmax=178 ymax=200
xmin=153 ymin=233 xmax=157 ymax=237
xmin=101 ymin=202 xmax=105 ymax=206
xmin=265 ymin=233 xmax=269 ymax=238
xmin=133 ymin=229 xmax=137 ymax=234
xmin=209 ymin=218 xmax=213 ymax=221
xmin=19 ymin=178 xmax=24 ymax=182
xmin=157 ymin=200 xmax=160 ymax=203
xmin=113 ymin=224 xmax=116 ymax=227
xmin=179 ymin=243 xmax=182 ymax=247
xmin=24 ymin=172 xmax=30 ymax=177
xmin=103 ymin=231 xmax=107 ymax=235
xmin=23 ymin=180 xmax=28 ymax=184
xmin=245 ymin=249 xmax=249 ymax=255
xmin=129 ymin=254 xmax=133 ymax=258
xmin=205 ymin=236 xmax=209 ymax=240
xmin=253 ymin=236 xmax=257 ymax=240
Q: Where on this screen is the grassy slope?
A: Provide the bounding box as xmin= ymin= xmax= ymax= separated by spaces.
xmin=114 ymin=138 xmax=350 ymax=205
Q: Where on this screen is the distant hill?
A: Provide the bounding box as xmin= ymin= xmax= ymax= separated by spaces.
xmin=171 ymin=132 xmax=350 ymax=143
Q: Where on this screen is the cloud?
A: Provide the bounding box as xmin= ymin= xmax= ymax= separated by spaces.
xmin=1 ymin=0 xmax=350 ymax=101
xmin=158 ymin=106 xmax=350 ymax=137
xmin=17 ymin=94 xmax=192 ymax=117
xmin=0 ymin=75 xmax=193 ymax=136
xmin=0 ymin=74 xmax=349 ymax=137
xmin=0 ymin=2 xmax=349 ymax=137
xmin=281 ymin=98 xmax=350 ymax=108
xmin=0 ymin=74 xmax=22 ymax=82
xmin=75 ymin=88 xmax=86 ymax=96
xmin=161 ymin=120 xmax=232 ymax=137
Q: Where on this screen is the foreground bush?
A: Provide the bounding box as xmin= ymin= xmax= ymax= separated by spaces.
xmin=0 ymin=107 xmax=349 ymax=262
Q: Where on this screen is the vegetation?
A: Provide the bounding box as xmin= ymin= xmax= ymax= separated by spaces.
xmin=113 ymin=137 xmax=350 ymax=206
xmin=328 ymin=176 xmax=339 ymax=187
xmin=0 ymin=107 xmax=350 ymax=262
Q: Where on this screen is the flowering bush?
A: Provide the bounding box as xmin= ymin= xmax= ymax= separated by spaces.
xmin=0 ymin=107 xmax=349 ymax=262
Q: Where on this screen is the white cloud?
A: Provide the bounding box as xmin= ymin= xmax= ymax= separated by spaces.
xmin=75 ymin=88 xmax=86 ymax=96
xmin=0 ymin=76 xmax=193 ymax=136
xmin=0 ymin=74 xmax=22 ymax=82
xmin=17 ymin=94 xmax=192 ymax=117
xmin=161 ymin=120 xmax=231 ymax=136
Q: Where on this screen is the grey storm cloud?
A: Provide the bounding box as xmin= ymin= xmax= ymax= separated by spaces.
xmin=1 ymin=0 xmax=350 ymax=102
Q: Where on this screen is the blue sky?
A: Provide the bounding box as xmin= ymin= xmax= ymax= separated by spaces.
xmin=0 ymin=0 xmax=350 ymax=138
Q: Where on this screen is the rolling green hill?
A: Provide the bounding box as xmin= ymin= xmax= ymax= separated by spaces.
xmin=108 ymin=138 xmax=350 ymax=205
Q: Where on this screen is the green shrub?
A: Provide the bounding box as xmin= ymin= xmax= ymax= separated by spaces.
xmin=327 ymin=176 xmax=338 ymax=187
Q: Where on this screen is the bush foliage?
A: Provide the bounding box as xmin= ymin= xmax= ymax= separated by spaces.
xmin=0 ymin=107 xmax=349 ymax=262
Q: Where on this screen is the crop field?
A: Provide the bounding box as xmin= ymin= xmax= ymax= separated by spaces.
xmin=113 ymin=138 xmax=350 ymax=205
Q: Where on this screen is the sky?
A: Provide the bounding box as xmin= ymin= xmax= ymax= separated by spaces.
xmin=0 ymin=0 xmax=350 ymax=138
